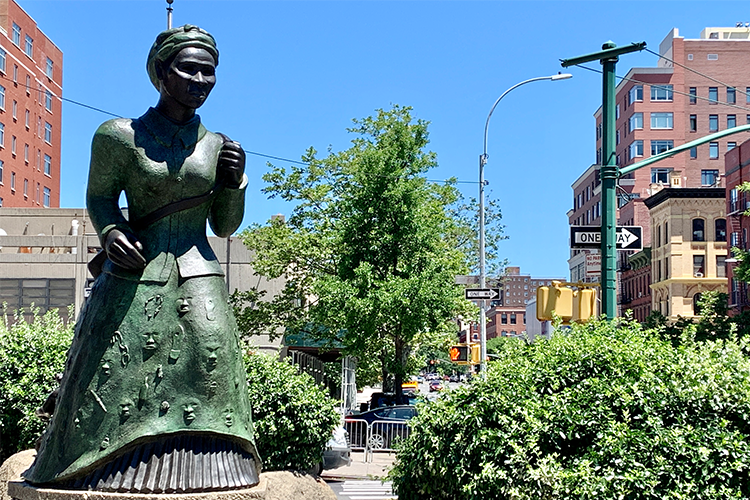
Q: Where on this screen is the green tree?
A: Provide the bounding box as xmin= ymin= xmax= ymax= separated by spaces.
xmin=235 ymin=105 xmax=503 ymax=402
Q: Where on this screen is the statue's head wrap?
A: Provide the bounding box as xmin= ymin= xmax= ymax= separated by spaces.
xmin=147 ymin=24 xmax=219 ymax=90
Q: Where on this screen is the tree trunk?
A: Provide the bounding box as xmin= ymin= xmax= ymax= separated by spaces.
xmin=394 ymin=337 xmax=404 ymax=405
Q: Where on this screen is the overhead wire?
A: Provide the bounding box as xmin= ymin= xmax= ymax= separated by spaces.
xmin=572 ymin=63 xmax=750 ymax=113
xmin=1 ymin=72 xmax=479 ymax=185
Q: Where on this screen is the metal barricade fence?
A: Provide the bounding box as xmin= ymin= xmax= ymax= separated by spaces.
xmin=344 ymin=419 xmax=370 ymax=451
xmin=344 ymin=418 xmax=412 ymax=461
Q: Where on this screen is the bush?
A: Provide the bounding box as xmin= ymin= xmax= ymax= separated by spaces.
xmin=391 ymin=318 xmax=750 ymax=499
xmin=244 ymin=351 xmax=339 ymax=472
xmin=0 ymin=308 xmax=72 ymax=462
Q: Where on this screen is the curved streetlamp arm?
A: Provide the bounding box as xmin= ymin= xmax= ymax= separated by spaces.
xmin=482 ymin=73 xmax=572 ymax=162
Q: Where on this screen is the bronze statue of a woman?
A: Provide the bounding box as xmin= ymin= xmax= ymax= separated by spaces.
xmin=24 ymin=25 xmax=261 ymax=493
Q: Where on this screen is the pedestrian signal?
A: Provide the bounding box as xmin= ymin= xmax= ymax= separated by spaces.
xmin=536 ymin=283 xmax=573 ymax=322
xmin=449 ymin=345 xmax=469 ymax=363
xmin=572 ymin=288 xmax=596 ymax=323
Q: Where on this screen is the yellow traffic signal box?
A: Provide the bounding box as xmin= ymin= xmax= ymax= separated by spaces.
xmin=470 ymin=343 xmax=481 ymax=365
xmin=572 ymin=288 xmax=596 ymax=323
xmin=536 ymin=283 xmax=574 ymax=322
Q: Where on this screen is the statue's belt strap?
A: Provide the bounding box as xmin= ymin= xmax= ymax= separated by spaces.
xmin=129 ymin=185 xmax=221 ymax=232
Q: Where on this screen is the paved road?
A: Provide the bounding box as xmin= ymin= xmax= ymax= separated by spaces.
xmin=326 ymin=479 xmax=396 ymax=500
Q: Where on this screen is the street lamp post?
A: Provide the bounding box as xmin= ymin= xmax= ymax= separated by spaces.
xmin=478 ymin=73 xmax=572 ymax=376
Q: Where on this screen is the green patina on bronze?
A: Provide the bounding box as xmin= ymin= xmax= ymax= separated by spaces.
xmin=24 ymin=25 xmax=259 ymax=486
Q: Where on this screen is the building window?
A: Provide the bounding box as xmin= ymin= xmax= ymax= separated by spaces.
xmin=709 ymin=142 xmax=719 ymax=159
xmin=45 ymin=90 xmax=52 ymax=111
xmin=24 ymin=35 xmax=33 ymax=58
xmin=715 ymin=219 xmax=726 ymax=242
xmin=651 ymin=168 xmax=672 ymax=184
xmin=44 ymin=122 xmax=52 ymax=143
xmin=11 ymin=135 xmax=16 ymax=155
xmin=692 ymin=218 xmax=705 ymax=242
xmin=651 ymin=112 xmax=673 ymax=129
xmin=0 ymin=48 xmax=6 ymax=74
xmin=0 ymin=85 xmax=5 ymax=110
xmin=693 ymin=293 xmax=703 ymax=315
xmin=689 ymin=87 xmax=697 ymax=104
xmin=690 ymin=146 xmax=697 ymax=159
xmin=693 ymin=255 xmax=705 ymax=276
xmin=709 ymin=114 xmax=718 ymax=132
xmin=728 ymin=114 xmax=737 ymax=129
xmin=629 ymin=85 xmax=643 ymax=103
xmin=510 ymin=313 xmax=517 ymax=325
xmin=43 ymin=187 xmax=50 ymax=207
xmin=25 ymin=75 xmax=29 ymax=95
xmin=689 ymin=114 xmax=697 ymax=132
xmin=616 ymin=104 xmax=620 ymax=120
xmin=35 ymin=182 xmax=39 ymax=204
xmin=11 ymin=100 xmax=16 ymax=120
xmin=23 ymin=178 xmax=27 ymax=197
xmin=45 ymin=58 xmax=53 ymax=79
xmin=651 ymin=140 xmax=673 ymax=155
xmin=24 ymin=109 xmax=29 ymax=129
xmin=747 ymin=87 xmax=750 ymax=104
xmin=629 ymin=140 xmax=643 ymax=158
xmin=44 ymin=154 xmax=51 ymax=176
xmin=596 ymin=148 xmax=602 ymax=165
xmin=501 ymin=313 xmax=507 ymax=324
xmin=0 ymin=160 xmax=3 ymax=184
xmin=11 ymin=171 xmax=15 ymax=191
xmin=651 ymin=85 xmax=673 ymax=101
xmin=709 ymin=87 xmax=718 ymax=103
xmin=629 ymin=112 xmax=643 ymax=132
xmin=717 ymin=255 xmax=726 ymax=278
xmin=12 ymin=23 xmax=20 ymax=46
xmin=23 ymin=143 xmax=28 ymax=163
xmin=0 ymin=122 xmax=4 ymax=147
xmin=728 ymin=142 xmax=737 ymax=152
xmin=727 ymin=87 xmax=736 ymax=104
xmin=701 ymin=169 xmax=719 ymax=186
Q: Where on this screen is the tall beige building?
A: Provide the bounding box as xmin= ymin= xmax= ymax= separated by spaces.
xmin=644 ymin=187 xmax=727 ymax=319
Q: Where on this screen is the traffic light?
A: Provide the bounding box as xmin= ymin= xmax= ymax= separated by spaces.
xmin=572 ymin=288 xmax=596 ymax=323
xmin=536 ymin=283 xmax=574 ymax=322
xmin=470 ymin=343 xmax=481 ymax=365
xmin=449 ymin=345 xmax=469 ymax=364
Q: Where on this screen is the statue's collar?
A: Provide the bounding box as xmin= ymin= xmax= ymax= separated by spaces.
xmin=138 ymin=107 xmax=207 ymax=149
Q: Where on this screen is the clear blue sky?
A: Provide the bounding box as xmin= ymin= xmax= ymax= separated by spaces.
xmin=18 ymin=0 xmax=744 ymax=278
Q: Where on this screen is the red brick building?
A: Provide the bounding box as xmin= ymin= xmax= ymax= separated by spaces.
xmin=0 ymin=0 xmax=62 ymax=208
xmin=486 ymin=267 xmax=563 ymax=339
xmin=570 ymin=26 xmax=750 ymax=319
xmin=724 ymin=139 xmax=750 ymax=313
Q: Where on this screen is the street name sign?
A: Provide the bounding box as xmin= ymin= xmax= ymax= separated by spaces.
xmin=570 ymin=226 xmax=643 ymax=251
xmin=465 ymin=288 xmax=501 ymax=300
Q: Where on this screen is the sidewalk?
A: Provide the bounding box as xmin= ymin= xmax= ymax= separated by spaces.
xmin=321 ymin=451 xmax=396 ymax=480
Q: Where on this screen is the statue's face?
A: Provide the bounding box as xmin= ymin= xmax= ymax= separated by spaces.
xmin=161 ymin=46 xmax=216 ymax=110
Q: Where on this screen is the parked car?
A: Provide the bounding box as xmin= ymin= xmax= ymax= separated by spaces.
xmin=429 ymin=380 xmax=443 ymax=392
xmin=345 ymin=405 xmax=417 ymax=450
xmin=309 ymin=421 xmax=352 ymax=475
xmin=364 ymin=391 xmax=419 ymax=411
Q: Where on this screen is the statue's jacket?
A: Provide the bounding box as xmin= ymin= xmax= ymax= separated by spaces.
xmin=25 ymin=108 xmax=259 ymax=484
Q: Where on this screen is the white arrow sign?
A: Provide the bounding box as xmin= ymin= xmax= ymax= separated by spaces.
xmin=617 ymin=227 xmax=639 ymax=248
xmin=465 ymin=288 xmax=501 ymax=300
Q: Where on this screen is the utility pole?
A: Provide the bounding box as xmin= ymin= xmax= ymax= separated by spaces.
xmin=561 ymin=41 xmax=646 ymax=318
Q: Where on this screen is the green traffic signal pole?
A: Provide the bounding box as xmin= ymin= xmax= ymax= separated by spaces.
xmin=561 ymin=41 xmax=646 ymax=319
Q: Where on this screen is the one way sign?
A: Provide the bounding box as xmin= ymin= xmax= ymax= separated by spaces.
xmin=570 ymin=226 xmax=643 ymax=251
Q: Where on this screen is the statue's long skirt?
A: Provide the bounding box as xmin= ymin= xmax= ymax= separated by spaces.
xmin=24 ymin=268 xmax=261 ymax=492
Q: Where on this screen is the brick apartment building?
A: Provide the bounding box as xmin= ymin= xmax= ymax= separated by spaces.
xmin=0 ymin=0 xmax=62 ymax=208
xmin=725 ymin=138 xmax=750 ymax=313
xmin=486 ymin=266 xmax=563 ymax=338
xmin=569 ymin=26 xmax=750 ymax=318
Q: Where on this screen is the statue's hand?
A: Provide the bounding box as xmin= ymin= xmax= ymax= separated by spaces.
xmin=217 ymin=135 xmax=245 ymax=189
xmin=105 ymin=229 xmax=146 ymax=270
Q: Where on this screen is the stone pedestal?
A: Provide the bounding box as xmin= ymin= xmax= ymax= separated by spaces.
xmin=1 ymin=452 xmax=336 ymax=500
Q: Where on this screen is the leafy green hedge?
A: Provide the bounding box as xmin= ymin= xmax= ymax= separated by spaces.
xmin=0 ymin=308 xmax=73 ymax=462
xmin=245 ymin=352 xmax=339 ymax=471
xmin=391 ymin=318 xmax=750 ymax=499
